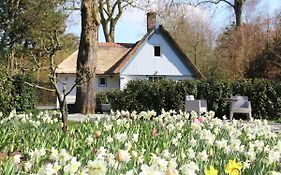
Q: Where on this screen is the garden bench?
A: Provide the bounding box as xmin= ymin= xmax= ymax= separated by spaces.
xmin=229 ymin=96 xmax=252 ymax=120
xmin=96 ymin=104 xmax=111 ymax=114
xmin=185 ymin=95 xmax=207 ymax=116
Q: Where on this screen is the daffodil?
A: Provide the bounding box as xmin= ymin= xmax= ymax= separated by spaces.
xmin=87 ymin=159 xmax=107 ymax=175
xmin=204 ymin=166 xmax=218 ymax=175
xmin=225 ymin=159 xmax=243 ymax=175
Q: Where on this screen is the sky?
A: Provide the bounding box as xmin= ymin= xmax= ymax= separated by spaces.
xmin=65 ymin=0 xmax=281 ymax=43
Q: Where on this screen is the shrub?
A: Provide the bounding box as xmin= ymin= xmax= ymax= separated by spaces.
xmin=96 ymin=79 xmax=281 ymax=120
xmin=197 ymin=79 xmax=232 ymax=117
xmin=0 ymin=72 xmax=15 ymax=117
xmin=232 ymin=79 xmax=281 ymax=119
xmin=0 ymin=72 xmax=36 ymax=117
xmin=12 ymin=74 xmax=36 ymax=111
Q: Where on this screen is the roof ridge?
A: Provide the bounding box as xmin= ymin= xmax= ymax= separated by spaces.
xmin=98 ymin=42 xmax=135 ymax=48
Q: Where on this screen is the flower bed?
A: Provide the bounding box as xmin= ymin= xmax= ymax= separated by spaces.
xmin=0 ymin=110 xmax=280 ymax=174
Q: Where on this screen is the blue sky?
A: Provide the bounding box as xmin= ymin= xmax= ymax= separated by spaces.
xmin=65 ymin=0 xmax=281 ymax=43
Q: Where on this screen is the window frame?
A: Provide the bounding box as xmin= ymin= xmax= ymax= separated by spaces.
xmin=148 ymin=76 xmax=165 ymax=82
xmin=98 ymin=76 xmax=107 ymax=87
xmin=154 ymin=45 xmax=161 ymax=57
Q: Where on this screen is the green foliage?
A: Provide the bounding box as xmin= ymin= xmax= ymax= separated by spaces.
xmin=123 ymin=80 xmax=158 ymax=111
xmin=0 ymin=72 xmax=15 ymax=116
xmin=12 ymin=74 xmax=36 ymax=111
xmin=0 ymin=159 xmax=15 ymax=175
xmin=97 ymin=79 xmax=281 ymax=120
xmin=0 ymin=71 xmax=35 ymax=116
xmin=232 ymin=79 xmax=281 ymax=119
xmin=0 ymin=0 xmax=68 ymax=73
xmin=197 ymin=79 xmax=232 ymax=117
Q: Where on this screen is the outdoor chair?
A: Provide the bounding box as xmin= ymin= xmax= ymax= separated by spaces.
xmin=185 ymin=95 xmax=207 ymax=116
xmin=229 ymin=96 xmax=252 ymax=120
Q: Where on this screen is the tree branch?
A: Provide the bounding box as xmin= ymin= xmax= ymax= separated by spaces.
xmin=111 ymin=0 xmax=123 ymax=25
xmin=24 ymin=82 xmax=55 ymax=92
xmin=195 ymin=0 xmax=234 ymax=8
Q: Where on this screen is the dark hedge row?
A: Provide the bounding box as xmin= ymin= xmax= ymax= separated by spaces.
xmin=0 ymin=73 xmax=36 ymax=116
xmin=97 ymin=79 xmax=281 ymax=120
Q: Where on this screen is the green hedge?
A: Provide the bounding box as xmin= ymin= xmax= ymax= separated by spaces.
xmin=0 ymin=72 xmax=16 ymax=116
xmin=0 ymin=72 xmax=36 ymax=117
xmin=97 ymin=79 xmax=281 ymax=120
xmin=12 ymin=74 xmax=36 ymax=111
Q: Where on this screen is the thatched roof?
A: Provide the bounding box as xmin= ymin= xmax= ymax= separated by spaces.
xmin=56 ymin=42 xmax=134 ymax=74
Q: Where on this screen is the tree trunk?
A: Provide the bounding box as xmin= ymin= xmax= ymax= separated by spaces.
xmin=60 ymin=100 xmax=68 ymax=132
xmin=105 ymin=32 xmax=114 ymax=42
xmin=234 ymin=0 xmax=243 ymax=27
xmin=109 ymin=22 xmax=115 ymax=43
xmin=102 ymin=25 xmax=114 ymax=42
xmin=101 ymin=21 xmax=114 ymax=43
xmin=75 ymin=0 xmax=100 ymax=114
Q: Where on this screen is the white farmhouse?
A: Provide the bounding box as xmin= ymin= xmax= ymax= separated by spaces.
xmin=56 ymin=12 xmax=203 ymax=106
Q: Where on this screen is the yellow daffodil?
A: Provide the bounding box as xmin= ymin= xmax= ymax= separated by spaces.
xmin=225 ymin=159 xmax=243 ymax=175
xmin=204 ymin=165 xmax=218 ymax=175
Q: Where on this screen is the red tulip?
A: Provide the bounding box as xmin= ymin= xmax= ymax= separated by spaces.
xmin=95 ymin=130 xmax=101 ymax=138
xmin=152 ymin=128 xmax=157 ymax=136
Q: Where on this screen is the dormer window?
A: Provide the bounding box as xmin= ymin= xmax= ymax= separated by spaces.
xmin=154 ymin=46 xmax=161 ymax=57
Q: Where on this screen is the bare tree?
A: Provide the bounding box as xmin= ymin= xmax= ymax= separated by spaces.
xmin=98 ymin=0 xmax=135 ymax=42
xmin=47 ymin=32 xmax=70 ymax=132
xmin=196 ymin=0 xmax=246 ymax=27
xmin=247 ymin=12 xmax=281 ymax=80
xmin=44 ymin=30 xmax=90 ymax=131
xmin=161 ymin=3 xmax=218 ymax=77
xmin=216 ymin=19 xmax=270 ymax=79
xmin=98 ymin=0 xmax=171 ymax=42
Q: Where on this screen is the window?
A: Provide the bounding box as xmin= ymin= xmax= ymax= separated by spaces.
xmin=154 ymin=46 xmax=161 ymax=57
xmin=148 ymin=76 xmax=164 ymax=82
xmin=99 ymin=77 xmax=107 ymax=87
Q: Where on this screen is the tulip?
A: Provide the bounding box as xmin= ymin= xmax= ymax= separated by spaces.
xmin=152 ymin=128 xmax=157 ymax=136
xmin=160 ymin=121 xmax=165 ymax=128
xmin=198 ymin=116 xmax=204 ymax=123
xmin=116 ymin=149 xmax=131 ymax=163
xmin=95 ymin=130 xmax=101 ymax=138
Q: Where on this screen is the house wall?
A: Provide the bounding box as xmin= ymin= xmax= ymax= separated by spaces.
xmin=120 ymin=75 xmax=194 ymax=89
xmin=96 ymin=75 xmax=120 ymax=91
xmin=57 ymin=74 xmax=76 ymax=105
xmin=56 ymin=74 xmax=119 ymax=107
xmin=121 ymin=29 xmax=195 ymax=77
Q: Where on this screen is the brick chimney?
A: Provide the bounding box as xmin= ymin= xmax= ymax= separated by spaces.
xmin=147 ymin=12 xmax=157 ymax=32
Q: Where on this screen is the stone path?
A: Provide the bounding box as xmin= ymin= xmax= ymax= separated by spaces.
xmin=68 ymin=113 xmax=110 ymax=122
xmin=67 ymin=114 xmax=281 ymax=133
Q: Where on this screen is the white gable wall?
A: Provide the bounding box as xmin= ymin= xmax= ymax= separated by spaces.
xmin=120 ymin=75 xmax=192 ymax=90
xmin=121 ymin=30 xmax=195 ymax=77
